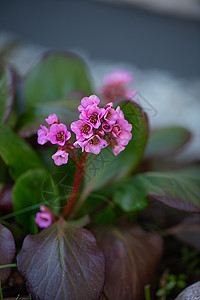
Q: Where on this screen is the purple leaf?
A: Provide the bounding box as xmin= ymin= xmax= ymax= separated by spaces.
xmin=0 ymin=185 xmax=13 ymax=213
xmin=17 ymin=218 xmax=105 ymax=300
xmin=0 ymin=223 xmax=16 ymax=285
xmin=175 ymin=281 xmax=200 ymax=299
xmin=94 ymin=226 xmax=163 ymax=300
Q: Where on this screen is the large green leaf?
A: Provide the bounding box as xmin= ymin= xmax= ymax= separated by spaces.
xmin=83 ymin=101 xmax=148 ymax=196
xmin=24 ymin=52 xmax=93 ymax=106
xmin=0 ymin=65 xmax=15 ymax=123
xmin=17 ymin=218 xmax=105 ymax=300
xmin=13 ymin=169 xmax=59 ymax=234
xmin=94 ymin=226 xmax=163 ymax=300
xmin=115 ymin=170 xmax=200 ymax=213
xmin=0 ymin=223 xmax=16 ymax=285
xmin=145 ymin=126 xmax=191 ymax=158
xmin=15 ymin=102 xmax=78 ymax=138
xmin=0 ymin=124 xmax=43 ymax=179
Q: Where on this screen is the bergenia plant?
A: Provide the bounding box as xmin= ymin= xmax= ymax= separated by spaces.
xmin=0 ymin=53 xmax=199 ymax=300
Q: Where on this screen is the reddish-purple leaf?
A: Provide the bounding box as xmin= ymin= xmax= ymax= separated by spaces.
xmin=94 ymin=226 xmax=163 ymax=300
xmin=17 ymin=218 xmax=105 ymax=300
xmin=0 ymin=223 xmax=16 ymax=285
xmin=165 ymin=215 xmax=200 ymax=252
xmin=175 ymin=281 xmax=200 ymax=299
xmin=0 ymin=185 xmax=13 ymax=213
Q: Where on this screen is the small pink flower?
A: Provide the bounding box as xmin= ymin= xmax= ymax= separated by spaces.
xmin=45 ymin=113 xmax=59 ymax=126
xmin=110 ymin=138 xmax=125 ymax=156
xmin=35 ymin=206 xmax=52 ymax=228
xmin=112 ymin=106 xmax=132 ymax=146
xmin=102 ymin=122 xmax=112 ymax=132
xmin=78 ymin=95 xmax=100 ymax=112
xmin=71 ymin=120 xmax=93 ymax=142
xmin=48 ymin=123 xmax=71 ymax=146
xmin=52 ymin=149 xmax=69 ymax=166
xmin=80 ymin=104 xmax=104 ymax=129
xmin=84 ymin=135 xmax=107 ymax=154
xmin=104 ymin=70 xmax=133 ymax=86
xmin=74 ymin=135 xmax=107 ymax=154
xmin=103 ymin=107 xmax=119 ymax=125
xmin=101 ymin=69 xmax=136 ymax=102
xmin=37 ymin=125 xmax=50 ymax=145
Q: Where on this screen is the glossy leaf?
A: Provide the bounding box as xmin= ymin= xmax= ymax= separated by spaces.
xmin=13 ymin=169 xmax=59 ymax=234
xmin=94 ymin=226 xmax=163 ymax=300
xmin=0 ymin=223 xmax=16 ymax=285
xmin=15 ymin=102 xmax=78 ymax=138
xmin=145 ymin=126 xmax=191 ymax=157
xmin=17 ymin=218 xmax=105 ymax=300
xmin=112 ymin=179 xmax=148 ymax=212
xmin=83 ymin=100 xmax=148 ymax=195
xmin=0 ymin=66 xmax=15 ymax=123
xmin=116 ymin=170 xmax=200 ymax=213
xmin=175 ymin=281 xmax=200 ymax=299
xmin=24 ymin=52 xmax=92 ymax=106
xmin=0 ymin=124 xmax=43 ymax=179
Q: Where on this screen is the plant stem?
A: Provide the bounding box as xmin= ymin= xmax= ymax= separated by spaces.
xmin=144 ymin=284 xmax=151 ymax=300
xmin=62 ymin=152 xmax=87 ymax=218
xmin=0 ymin=263 xmax=17 ymax=270
xmin=70 ymin=148 xmax=80 ymax=167
xmin=0 ymin=280 xmax=3 ymax=300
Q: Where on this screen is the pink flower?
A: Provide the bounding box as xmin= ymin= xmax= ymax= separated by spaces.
xmin=71 ymin=120 xmax=93 ymax=142
xmin=74 ymin=135 xmax=107 ymax=154
xmin=78 ymin=95 xmax=100 ymax=112
xmin=35 ymin=206 xmax=52 ymax=228
xmin=37 ymin=125 xmax=50 ymax=145
xmin=102 ymin=122 xmax=112 ymax=132
xmin=110 ymin=137 xmax=125 ymax=156
xmin=52 ymin=149 xmax=69 ymax=166
xmin=112 ymin=106 xmax=132 ymax=146
xmin=101 ymin=69 xmax=136 ymax=102
xmin=103 ymin=106 xmax=119 ymax=125
xmin=80 ymin=104 xmax=104 ymax=129
xmin=104 ymin=69 xmax=133 ymax=86
xmin=45 ymin=113 xmax=59 ymax=126
xmin=85 ymin=135 xmax=108 ymax=154
xmin=48 ymin=123 xmax=71 ymax=146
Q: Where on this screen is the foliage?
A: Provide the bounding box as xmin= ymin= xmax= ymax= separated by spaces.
xmin=0 ymin=53 xmax=199 ymax=299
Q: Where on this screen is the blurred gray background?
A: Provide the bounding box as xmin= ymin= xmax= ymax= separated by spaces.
xmin=0 ymin=0 xmax=200 ymax=78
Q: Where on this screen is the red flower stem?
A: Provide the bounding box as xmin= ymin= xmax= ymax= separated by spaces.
xmin=62 ymin=151 xmax=87 ymax=218
xmin=70 ymin=148 xmax=80 ymax=167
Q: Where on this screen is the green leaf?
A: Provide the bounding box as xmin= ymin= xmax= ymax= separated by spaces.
xmin=83 ymin=101 xmax=148 ymax=195
xmin=24 ymin=52 xmax=93 ymax=106
xmin=121 ymin=170 xmax=200 ymax=213
xmin=0 ymin=223 xmax=16 ymax=285
xmin=0 ymin=65 xmax=15 ymax=123
xmin=17 ymin=218 xmax=105 ymax=300
xmin=175 ymin=281 xmax=200 ymax=299
xmin=15 ymin=102 xmax=78 ymax=138
xmin=94 ymin=226 xmax=163 ymax=300
xmin=13 ymin=169 xmax=59 ymax=234
xmin=113 ymin=179 xmax=148 ymax=212
xmin=0 ymin=124 xmax=43 ymax=179
xmin=145 ymin=126 xmax=191 ymax=158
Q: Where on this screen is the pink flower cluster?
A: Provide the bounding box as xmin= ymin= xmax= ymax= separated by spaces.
xmin=71 ymin=95 xmax=132 ymax=156
xmin=37 ymin=94 xmax=132 ymax=165
xmin=37 ymin=113 xmax=71 ymax=166
xmin=35 ymin=205 xmax=53 ymax=228
xmin=101 ymin=69 xmax=137 ymax=102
